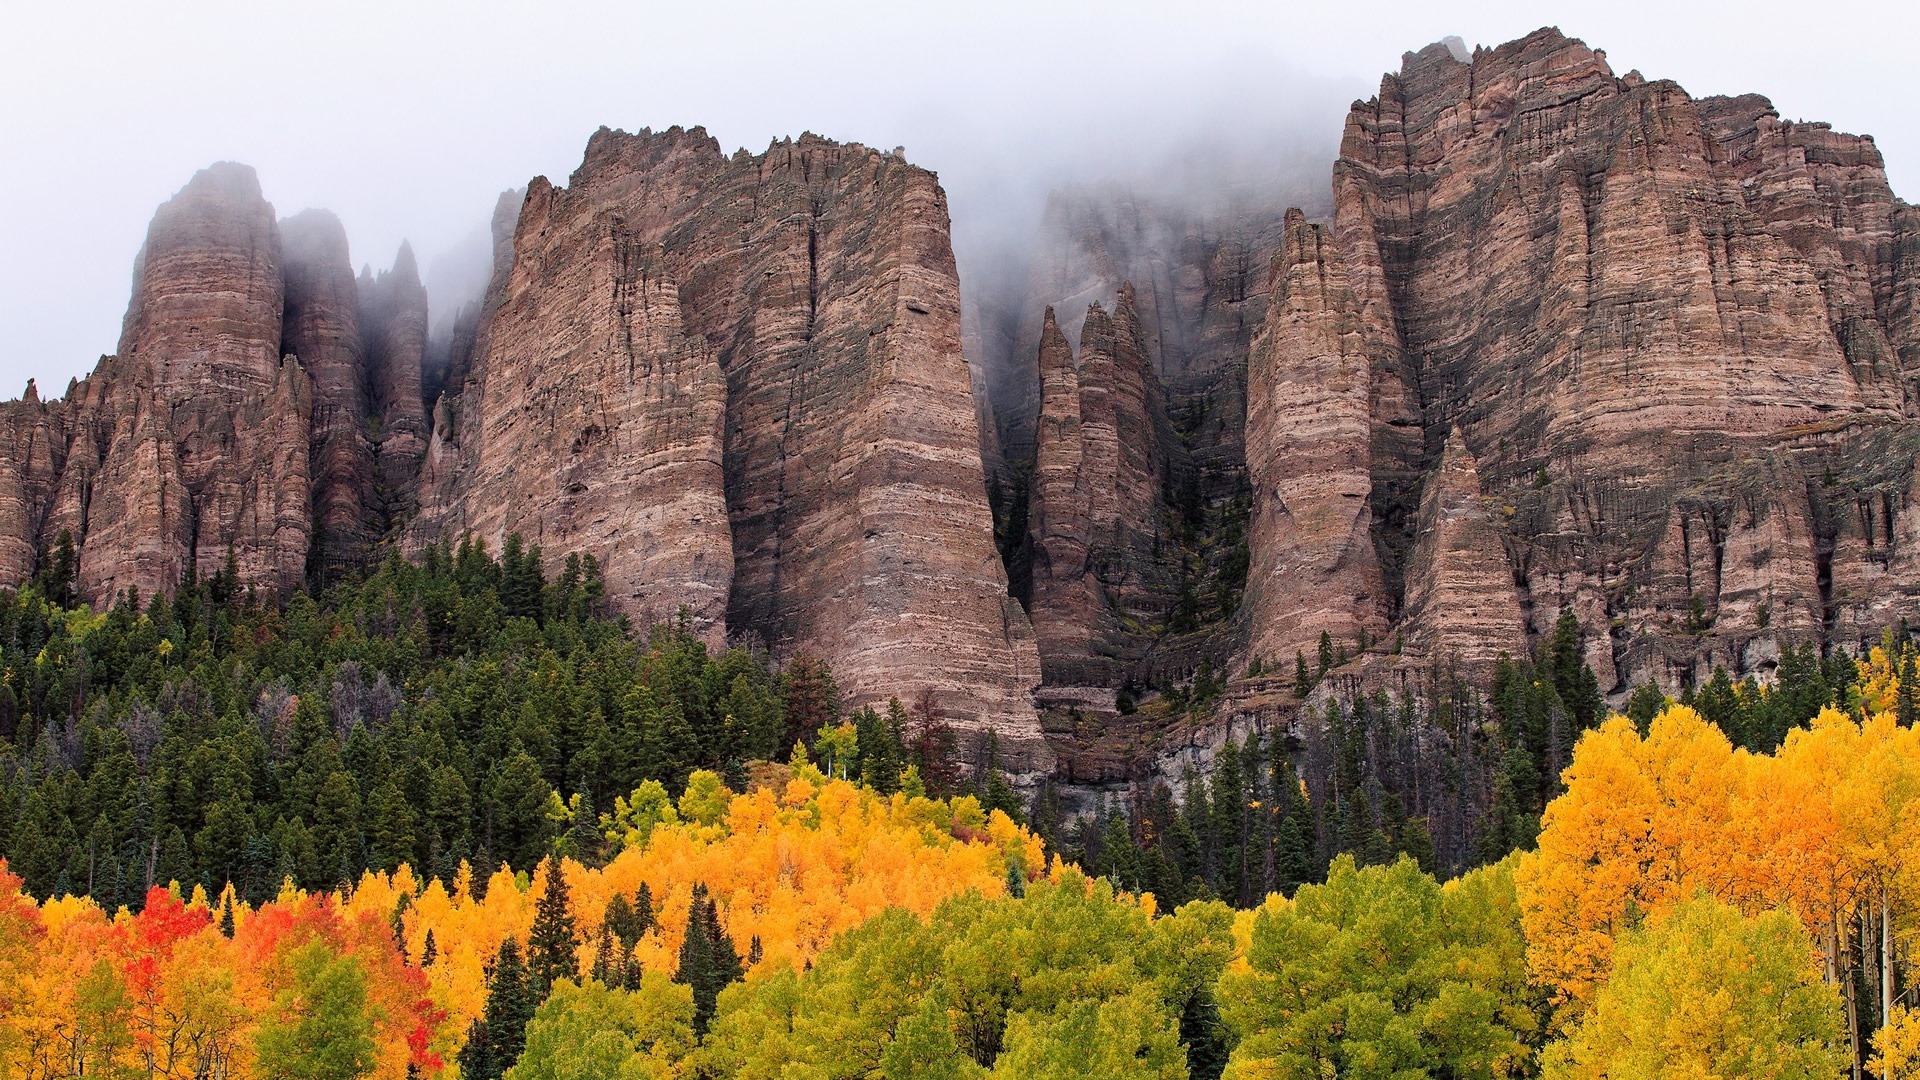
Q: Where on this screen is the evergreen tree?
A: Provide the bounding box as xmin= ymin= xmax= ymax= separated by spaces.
xmin=527 ymin=856 xmax=579 ymax=997
xmin=464 ymin=937 xmax=536 ymax=1079
xmin=675 ymin=883 xmax=743 ymax=1036
xmin=500 ymin=534 xmax=546 ymax=622
xmin=780 ymin=653 xmax=838 ymax=749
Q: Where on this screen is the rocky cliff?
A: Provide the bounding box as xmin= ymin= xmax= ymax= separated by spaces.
xmin=0 ymin=165 xmax=436 ymax=609
xmin=1025 ymin=289 xmax=1177 ymax=684
xmin=282 ymin=209 xmax=374 ymax=580
xmin=413 ymin=128 xmax=1050 ymax=771
xmin=1241 ymin=28 xmax=1920 ymax=693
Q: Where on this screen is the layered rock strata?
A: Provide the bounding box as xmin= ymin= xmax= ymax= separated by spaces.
xmin=358 ymin=244 xmax=430 ymax=524
xmin=0 ymin=165 xmax=430 ymax=609
xmin=1241 ymin=210 xmax=1387 ymax=669
xmin=1244 ymin=28 xmax=1920 ymax=691
xmin=84 ymin=163 xmax=313 ymax=603
xmin=416 ymin=129 xmax=1049 ymax=769
xmin=1025 ymin=289 xmax=1176 ymax=684
xmin=281 ymin=209 xmax=374 ymax=578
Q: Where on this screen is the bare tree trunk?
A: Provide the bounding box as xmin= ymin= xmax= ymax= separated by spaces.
xmin=1850 ymin=905 xmax=1865 ymax=1080
xmin=1885 ymin=889 xmax=1895 ymax=1080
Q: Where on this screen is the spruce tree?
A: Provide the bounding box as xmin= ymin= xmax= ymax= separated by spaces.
xmin=589 ymin=921 xmax=623 ymax=988
xmin=526 ymin=856 xmax=579 ymax=996
xmin=676 ymin=883 xmax=743 ymax=1036
xmin=465 ymin=937 xmax=535 ymax=1079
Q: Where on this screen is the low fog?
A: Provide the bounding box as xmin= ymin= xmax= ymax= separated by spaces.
xmin=2 ymin=0 xmax=1915 ymax=394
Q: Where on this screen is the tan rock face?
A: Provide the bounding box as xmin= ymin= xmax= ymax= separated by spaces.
xmin=1025 ymin=290 xmax=1177 ymax=684
xmin=0 ymin=382 xmax=64 ymax=586
xmin=1251 ymin=28 xmax=1920 ymax=691
xmin=359 ymin=244 xmax=430 ymax=525
xmin=415 ymin=129 xmax=1049 ymax=770
xmin=83 ymin=163 xmax=313 ymax=604
xmin=434 ymin=180 xmax=735 ymax=643
xmin=1241 ymin=210 xmax=1387 ymax=670
xmin=1397 ymin=426 xmax=1527 ymax=671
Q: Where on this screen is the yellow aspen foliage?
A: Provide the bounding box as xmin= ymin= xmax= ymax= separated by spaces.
xmin=370 ymin=770 xmax=1043 ymax=1041
xmin=1543 ymin=897 xmax=1846 ymax=1079
xmin=0 ymin=771 xmax=1041 ymax=1078
xmin=1872 ymin=1005 xmax=1920 ymax=1079
xmin=1519 ymin=699 xmax=1920 ymax=1046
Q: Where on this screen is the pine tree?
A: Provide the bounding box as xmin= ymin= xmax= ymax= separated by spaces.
xmin=218 ymin=892 xmax=236 ymax=938
xmin=676 ymin=883 xmax=743 ymax=1036
xmin=499 ymin=534 xmax=546 ymax=622
xmin=526 ymin=856 xmax=579 ymax=996
xmin=1295 ymin=652 xmax=1312 ymax=698
xmin=455 ymin=1019 xmax=495 ymax=1080
xmin=780 ymin=653 xmax=839 ymax=749
xmin=421 ymin=929 xmax=437 ymax=968
xmin=465 ymin=937 xmax=536 ymax=1079
xmin=589 ymin=921 xmax=623 ymax=988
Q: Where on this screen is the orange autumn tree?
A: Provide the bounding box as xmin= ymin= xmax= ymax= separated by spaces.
xmin=0 ymin=866 xmax=447 ymax=1079
xmin=1517 ymin=700 xmax=1920 ymax=1066
xmin=0 ymin=764 xmax=1043 ymax=1077
xmin=363 ymin=764 xmax=1043 ymax=1041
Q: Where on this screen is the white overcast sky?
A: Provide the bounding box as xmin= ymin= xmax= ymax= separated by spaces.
xmin=3 ymin=0 xmax=1915 ymax=395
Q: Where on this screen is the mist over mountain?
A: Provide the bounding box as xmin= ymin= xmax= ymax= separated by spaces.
xmin=3 ymin=1 xmax=1914 ymax=393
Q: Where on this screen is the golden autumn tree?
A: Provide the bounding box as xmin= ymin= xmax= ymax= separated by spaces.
xmin=1519 ymin=698 xmax=1920 ymax=1069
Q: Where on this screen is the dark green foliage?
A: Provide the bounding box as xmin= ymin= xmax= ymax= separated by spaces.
xmin=460 ymin=936 xmax=537 ymax=1080
xmin=674 ymin=882 xmax=743 ymax=1036
xmin=1625 ymin=682 xmax=1668 ymax=734
xmin=527 ymin=855 xmax=580 ymax=996
xmin=0 ymin=539 xmax=797 ymax=903
xmin=852 ymin=701 xmax=906 ymax=794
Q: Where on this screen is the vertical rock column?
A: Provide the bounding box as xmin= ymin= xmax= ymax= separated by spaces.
xmin=1242 ymin=210 xmax=1386 ymax=669
xmin=82 ymin=162 xmax=311 ymax=604
xmin=281 ymin=209 xmax=375 ymax=579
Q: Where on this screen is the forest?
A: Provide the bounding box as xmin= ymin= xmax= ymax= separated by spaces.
xmin=1 ymin=540 xmax=1916 ymax=1077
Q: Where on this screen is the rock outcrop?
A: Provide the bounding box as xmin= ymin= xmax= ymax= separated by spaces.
xmin=359 ymin=243 xmax=430 ymax=525
xmin=83 ymin=163 xmax=313 ymax=604
xmin=415 ymin=129 xmax=1049 ymax=770
xmin=1241 ymin=210 xmax=1387 ymax=669
xmin=281 ymin=209 xmax=374 ymax=579
xmin=1396 ymin=426 xmax=1527 ymax=671
xmin=1243 ymin=28 xmax=1920 ymax=692
xmin=1025 ymin=289 xmax=1176 ymax=684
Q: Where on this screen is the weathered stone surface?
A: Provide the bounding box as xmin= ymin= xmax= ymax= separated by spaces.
xmin=0 ymin=165 xmax=324 ymax=606
xmin=448 ymin=188 xmax=734 ymax=642
xmin=1397 ymin=426 xmax=1527 ymax=671
xmin=0 ymin=382 xmax=63 ymax=585
xmin=1025 ymin=290 xmax=1176 ymax=684
xmin=359 ymin=244 xmax=430 ymax=523
xmin=978 ymin=188 xmax=1301 ymax=472
xmin=1258 ymin=28 xmax=1920 ymax=692
xmin=413 ymin=128 xmax=1049 ymax=770
xmin=1241 ymin=209 xmax=1387 ymax=670
xmin=281 ymin=209 xmax=374 ymax=578
xmin=87 ymin=164 xmax=312 ymax=604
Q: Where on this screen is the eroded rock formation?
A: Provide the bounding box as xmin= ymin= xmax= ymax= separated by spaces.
xmin=1244 ymin=28 xmax=1920 ymax=692
xmin=1241 ymin=210 xmax=1386 ymax=670
xmin=416 ymin=129 xmax=1049 ymax=769
xmin=281 ymin=209 xmax=374 ymax=579
xmin=1025 ymin=289 xmax=1176 ymax=684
